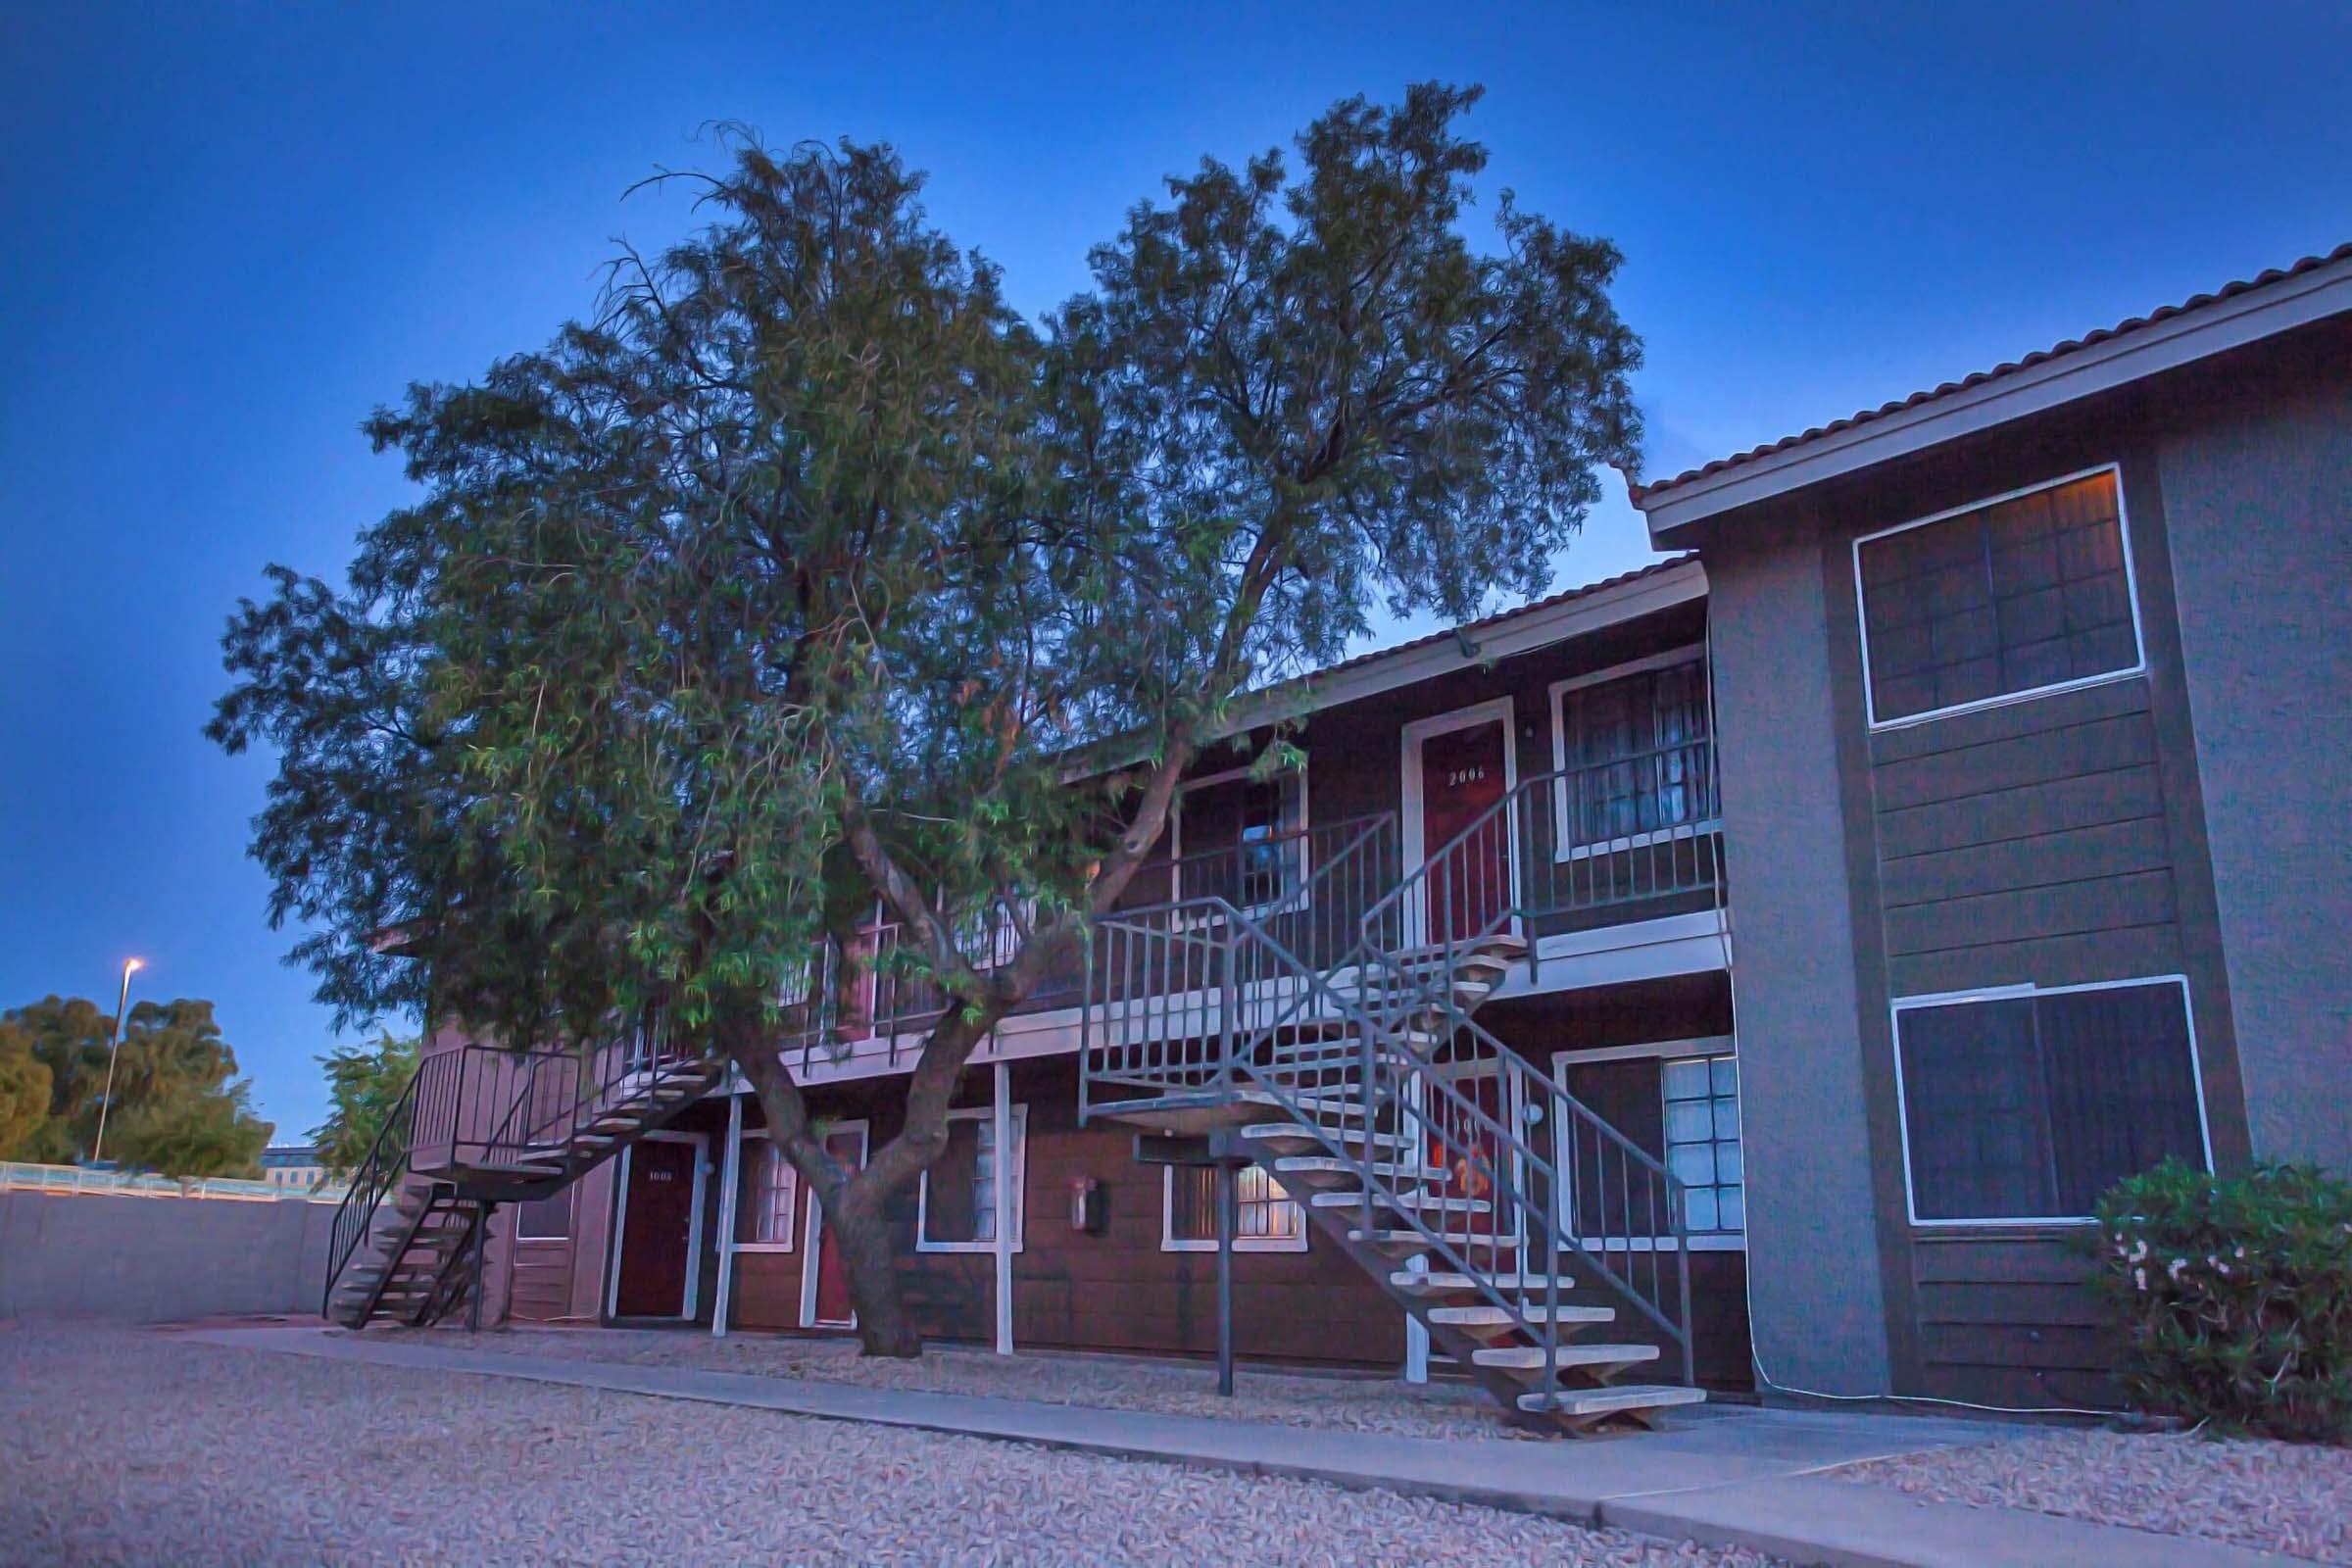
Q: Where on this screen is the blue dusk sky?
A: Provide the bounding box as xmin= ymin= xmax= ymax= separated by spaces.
xmin=2 ymin=3 xmax=2345 ymax=1139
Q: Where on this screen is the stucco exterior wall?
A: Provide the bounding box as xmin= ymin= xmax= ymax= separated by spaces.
xmin=0 ymin=1190 xmax=337 ymax=1321
xmin=1703 ymin=523 xmax=1893 ymax=1396
xmin=2156 ymin=367 xmax=2352 ymax=1172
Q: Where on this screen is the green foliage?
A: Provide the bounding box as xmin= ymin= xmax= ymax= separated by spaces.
xmin=0 ymin=1028 xmax=50 ymax=1158
xmin=2093 ymin=1160 xmax=2352 ymax=1442
xmin=0 ymin=996 xmax=274 ymax=1176
xmin=105 ymin=1082 xmax=274 ymax=1180
xmin=210 ymin=87 xmax=1642 ymax=1348
xmin=309 ymin=1032 xmax=420 ymax=1177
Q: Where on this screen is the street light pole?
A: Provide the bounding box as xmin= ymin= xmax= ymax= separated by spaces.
xmin=89 ymin=957 xmax=144 ymax=1168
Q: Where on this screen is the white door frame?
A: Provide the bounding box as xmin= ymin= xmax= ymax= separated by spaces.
xmin=1397 ymin=696 xmax=1522 ymax=947
xmin=799 ymin=1118 xmax=870 ymax=1330
xmin=604 ymin=1129 xmax=710 ymax=1322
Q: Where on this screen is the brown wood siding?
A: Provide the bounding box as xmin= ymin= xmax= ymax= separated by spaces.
xmin=1908 ymin=1234 xmax=2119 ymax=1407
xmin=508 ymin=1238 xmax=574 ymax=1321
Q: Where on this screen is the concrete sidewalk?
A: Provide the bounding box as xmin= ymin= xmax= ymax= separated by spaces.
xmin=189 ymin=1325 xmax=2279 ymax=1567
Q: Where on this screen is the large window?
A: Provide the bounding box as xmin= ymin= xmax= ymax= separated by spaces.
xmin=917 ymin=1105 xmax=1027 ymax=1252
xmin=735 ymin=1136 xmax=798 ymax=1250
xmin=1893 ymin=977 xmax=2208 ymax=1224
xmin=1550 ymin=652 xmax=1717 ymax=854
xmin=1855 ymin=466 xmax=2142 ymax=727
xmin=1162 ymin=1163 xmax=1306 ymax=1251
xmin=1174 ymin=766 xmax=1307 ymax=913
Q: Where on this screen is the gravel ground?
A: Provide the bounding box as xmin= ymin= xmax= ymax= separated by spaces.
xmin=1837 ymin=1427 xmax=2352 ymax=1565
xmin=398 ymin=1322 xmax=1554 ymax=1442
xmin=0 ymin=1320 xmax=1782 ymax=1567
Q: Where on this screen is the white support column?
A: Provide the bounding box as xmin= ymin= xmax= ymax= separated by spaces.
xmin=992 ymin=1052 xmax=1014 ymax=1356
xmin=710 ymin=1091 xmax=744 ymax=1338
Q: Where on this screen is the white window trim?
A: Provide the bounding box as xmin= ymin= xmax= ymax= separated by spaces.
xmin=1397 ymin=696 xmax=1522 ymax=948
xmin=1889 ymin=973 xmax=2213 ymax=1230
xmin=1851 ymin=462 xmax=2150 ymax=732
xmin=916 ymin=1104 xmax=1029 ymax=1254
xmin=730 ymin=1130 xmax=798 ymax=1254
xmin=1170 ymin=762 xmax=1312 ymax=919
xmin=1159 ymin=1164 xmax=1309 ymax=1253
xmin=1551 ymin=1043 xmax=1747 ymax=1251
xmin=1546 ymin=644 xmax=1719 ymax=864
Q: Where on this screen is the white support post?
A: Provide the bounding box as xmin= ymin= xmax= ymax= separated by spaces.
xmin=992 ymin=1053 xmax=1013 ymax=1356
xmin=710 ymin=1091 xmax=744 ymax=1338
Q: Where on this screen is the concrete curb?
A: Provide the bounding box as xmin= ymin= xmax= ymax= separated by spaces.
xmin=188 ymin=1327 xmax=2286 ymax=1567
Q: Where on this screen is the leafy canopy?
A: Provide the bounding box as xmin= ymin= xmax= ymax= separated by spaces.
xmin=212 ymin=84 xmax=1642 ymax=1069
xmin=309 ymin=1031 xmax=421 ymax=1178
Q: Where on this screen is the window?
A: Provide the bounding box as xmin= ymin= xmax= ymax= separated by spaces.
xmin=917 ymin=1105 xmax=1027 ymax=1252
xmin=1550 ymin=652 xmax=1717 ymax=854
xmin=1893 ymin=977 xmax=2208 ymax=1224
xmin=1162 ymin=1163 xmax=1307 ymax=1251
xmin=1856 ymin=466 xmax=2142 ymax=727
xmin=1174 ymin=767 xmax=1307 ymax=912
xmin=514 ymin=1185 xmax=573 ymax=1243
xmin=1661 ymin=1056 xmax=1742 ymax=1235
xmin=736 ymin=1137 xmax=798 ymax=1250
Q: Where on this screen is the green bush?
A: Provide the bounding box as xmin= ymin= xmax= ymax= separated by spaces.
xmin=2093 ymin=1160 xmax=2352 ymax=1442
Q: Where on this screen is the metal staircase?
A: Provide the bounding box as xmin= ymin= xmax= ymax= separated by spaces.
xmin=1080 ymin=778 xmax=1718 ymax=1434
xmin=322 ymin=1032 xmax=720 ymax=1329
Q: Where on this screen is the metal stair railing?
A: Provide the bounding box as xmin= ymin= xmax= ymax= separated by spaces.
xmin=1085 ymin=893 xmax=1696 ymax=1390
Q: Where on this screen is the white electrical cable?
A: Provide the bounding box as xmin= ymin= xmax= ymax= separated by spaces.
xmin=1701 ymin=612 xmax=2112 ymax=1422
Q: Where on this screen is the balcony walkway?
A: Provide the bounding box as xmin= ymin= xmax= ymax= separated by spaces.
xmin=191 ymin=1323 xmax=2266 ymax=1567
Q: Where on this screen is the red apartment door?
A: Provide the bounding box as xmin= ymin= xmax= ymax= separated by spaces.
xmin=614 ymin=1139 xmax=698 ymax=1317
xmin=804 ymin=1124 xmax=868 ymax=1328
xmin=1417 ymin=719 xmax=1512 ymax=946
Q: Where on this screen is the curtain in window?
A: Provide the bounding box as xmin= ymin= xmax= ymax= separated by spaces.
xmin=1562 ymin=662 xmax=1716 ymax=846
xmin=1897 ymin=981 xmax=2203 ymax=1220
xmin=1170 ymin=1164 xmax=1300 ymax=1241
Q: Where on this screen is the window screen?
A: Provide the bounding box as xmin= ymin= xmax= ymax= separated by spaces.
xmin=1895 ymin=979 xmax=2205 ymax=1221
xmin=1858 ymin=470 xmax=2138 ymax=724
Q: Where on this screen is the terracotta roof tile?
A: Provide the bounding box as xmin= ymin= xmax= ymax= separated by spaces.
xmin=1629 ymin=240 xmax=2352 ymax=505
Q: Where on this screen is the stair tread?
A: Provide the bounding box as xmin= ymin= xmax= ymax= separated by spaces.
xmin=1426 ymin=1304 xmax=1613 ymax=1326
xmin=1390 ymin=1271 xmax=1572 ymax=1292
xmin=1239 ymin=1123 xmax=1413 ymax=1151
xmin=1311 ymin=1190 xmax=1492 ymax=1213
xmin=1518 ymin=1384 xmax=1707 ymax=1416
xmin=1474 ymin=1342 xmax=1660 ymax=1370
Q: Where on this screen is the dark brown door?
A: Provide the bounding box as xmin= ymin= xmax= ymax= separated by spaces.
xmin=1418 ymin=720 xmax=1511 ymax=945
xmin=805 ymin=1125 xmax=866 ymax=1327
xmin=614 ymin=1140 xmax=698 ymax=1317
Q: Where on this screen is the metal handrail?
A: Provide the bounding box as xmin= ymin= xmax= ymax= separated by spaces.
xmin=319 ymin=1061 xmax=427 ymax=1316
xmin=1088 ymin=892 xmax=1695 ymax=1389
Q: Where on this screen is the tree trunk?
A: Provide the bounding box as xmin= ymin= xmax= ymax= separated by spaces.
xmin=832 ymin=1177 xmax=920 ymax=1357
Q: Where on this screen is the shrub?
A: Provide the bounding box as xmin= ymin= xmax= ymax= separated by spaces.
xmin=2093 ymin=1160 xmax=2352 ymax=1442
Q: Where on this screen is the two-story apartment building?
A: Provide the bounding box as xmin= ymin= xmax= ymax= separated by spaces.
xmin=327 ymin=239 xmax=2347 ymax=1429
xmin=1630 ymin=240 xmax=2350 ymax=1408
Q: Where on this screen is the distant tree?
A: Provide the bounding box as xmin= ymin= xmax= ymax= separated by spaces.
xmin=0 ymin=996 xmax=273 ymax=1174
xmin=0 ymin=1027 xmax=50 ymax=1158
xmin=309 ymin=1032 xmax=420 ymax=1178
xmin=211 ymin=86 xmax=1641 ymax=1353
xmin=105 ymin=1083 xmax=273 ymax=1180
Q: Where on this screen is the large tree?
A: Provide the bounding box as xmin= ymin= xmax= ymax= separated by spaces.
xmin=0 ymin=996 xmax=274 ymax=1175
xmin=211 ymin=84 xmax=1640 ymax=1353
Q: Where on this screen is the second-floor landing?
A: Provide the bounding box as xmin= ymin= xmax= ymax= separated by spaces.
xmin=771 ymin=557 xmax=1733 ymax=1089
